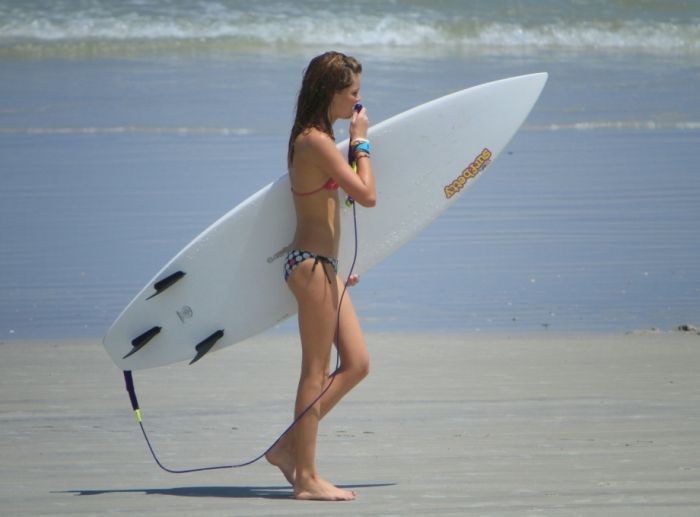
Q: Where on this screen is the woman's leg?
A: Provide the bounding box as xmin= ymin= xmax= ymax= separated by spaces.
xmin=315 ymin=275 xmax=369 ymax=416
xmin=266 ymin=271 xmax=370 ymax=489
xmin=270 ymin=260 xmax=359 ymax=500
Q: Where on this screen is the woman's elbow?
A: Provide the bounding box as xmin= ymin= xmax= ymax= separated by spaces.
xmin=358 ymin=193 xmax=376 ymax=207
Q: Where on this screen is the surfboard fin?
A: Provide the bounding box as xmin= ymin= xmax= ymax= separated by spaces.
xmin=190 ymin=330 xmax=225 ymax=365
xmin=123 ymin=326 xmax=162 ymax=359
xmin=146 ymin=271 xmax=186 ymax=300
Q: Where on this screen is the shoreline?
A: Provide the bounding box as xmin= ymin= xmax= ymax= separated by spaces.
xmin=3 ymin=324 xmax=698 ymax=346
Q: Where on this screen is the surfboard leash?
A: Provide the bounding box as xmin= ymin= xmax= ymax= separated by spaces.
xmin=122 ymin=199 xmax=360 ymax=474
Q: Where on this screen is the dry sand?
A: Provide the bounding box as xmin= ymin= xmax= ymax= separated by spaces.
xmin=1 ymin=331 xmax=699 ymax=516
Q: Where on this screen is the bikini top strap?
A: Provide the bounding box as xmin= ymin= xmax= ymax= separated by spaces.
xmin=290 ymin=183 xmax=326 ymax=196
xmin=290 ymin=177 xmax=338 ymax=196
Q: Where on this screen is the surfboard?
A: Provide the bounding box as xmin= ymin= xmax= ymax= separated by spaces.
xmin=103 ymin=72 xmax=548 ymax=370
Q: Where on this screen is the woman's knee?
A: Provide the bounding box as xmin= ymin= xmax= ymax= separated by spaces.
xmin=346 ymin=354 xmax=370 ymax=381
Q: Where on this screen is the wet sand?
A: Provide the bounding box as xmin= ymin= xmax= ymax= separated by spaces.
xmin=1 ymin=331 xmax=699 ymax=516
xmin=3 ymin=54 xmax=700 ymax=340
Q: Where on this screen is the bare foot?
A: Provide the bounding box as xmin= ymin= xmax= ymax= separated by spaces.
xmin=294 ymin=475 xmax=356 ymax=501
xmin=265 ymin=440 xmax=295 ymax=485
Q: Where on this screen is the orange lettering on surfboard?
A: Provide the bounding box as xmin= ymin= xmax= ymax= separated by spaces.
xmin=444 ymin=148 xmax=492 ymax=199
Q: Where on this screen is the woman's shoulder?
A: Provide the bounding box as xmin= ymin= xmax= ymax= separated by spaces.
xmin=295 ymin=127 xmax=335 ymax=154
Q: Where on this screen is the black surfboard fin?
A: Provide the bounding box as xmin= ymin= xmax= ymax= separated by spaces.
xmin=123 ymin=326 xmax=162 ymax=359
xmin=146 ymin=271 xmax=186 ymax=300
xmin=189 ymin=330 xmax=224 ymax=365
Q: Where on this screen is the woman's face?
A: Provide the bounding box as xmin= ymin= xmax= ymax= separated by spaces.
xmin=329 ymin=74 xmax=361 ymax=122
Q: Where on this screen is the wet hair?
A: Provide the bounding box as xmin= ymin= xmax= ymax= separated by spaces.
xmin=288 ymin=51 xmax=362 ymax=167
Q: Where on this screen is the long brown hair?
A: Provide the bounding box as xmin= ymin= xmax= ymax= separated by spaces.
xmin=288 ymin=51 xmax=362 ymax=167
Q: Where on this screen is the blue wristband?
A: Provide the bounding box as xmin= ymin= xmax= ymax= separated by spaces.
xmin=352 ymin=141 xmax=371 ymax=154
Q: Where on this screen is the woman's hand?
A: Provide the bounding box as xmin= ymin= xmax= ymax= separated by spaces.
xmin=346 ymin=274 xmax=360 ymax=287
xmin=350 ymin=106 xmax=368 ymax=140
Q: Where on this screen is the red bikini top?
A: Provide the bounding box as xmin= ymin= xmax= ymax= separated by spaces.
xmin=291 ymin=177 xmax=339 ymax=196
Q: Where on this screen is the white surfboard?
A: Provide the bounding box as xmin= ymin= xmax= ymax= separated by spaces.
xmin=103 ymin=73 xmax=548 ymax=370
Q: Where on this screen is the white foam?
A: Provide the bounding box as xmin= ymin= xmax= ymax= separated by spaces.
xmin=1 ymin=4 xmax=699 ymax=56
xmin=526 ymin=120 xmax=700 ymax=131
xmin=471 ymin=21 xmax=700 ymax=54
xmin=0 ymin=126 xmax=255 ymax=135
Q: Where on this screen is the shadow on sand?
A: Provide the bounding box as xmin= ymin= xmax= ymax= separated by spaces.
xmin=58 ymin=483 xmax=395 ymax=500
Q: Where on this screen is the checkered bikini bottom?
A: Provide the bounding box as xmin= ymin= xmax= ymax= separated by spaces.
xmin=283 ymin=248 xmax=338 ymax=284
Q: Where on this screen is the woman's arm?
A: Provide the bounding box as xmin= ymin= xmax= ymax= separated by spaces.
xmin=298 ymin=114 xmax=377 ymax=207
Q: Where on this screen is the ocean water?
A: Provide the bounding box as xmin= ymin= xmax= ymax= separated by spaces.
xmin=1 ymin=1 xmax=699 ymax=339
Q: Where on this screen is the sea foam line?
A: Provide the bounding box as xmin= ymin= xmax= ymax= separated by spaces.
xmin=0 ymin=126 xmax=256 ymax=135
xmin=2 ymin=121 xmax=699 ymax=136
xmin=526 ymin=121 xmax=700 ymax=131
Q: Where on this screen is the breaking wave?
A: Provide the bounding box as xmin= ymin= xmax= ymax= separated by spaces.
xmin=1 ymin=0 xmax=699 ymax=57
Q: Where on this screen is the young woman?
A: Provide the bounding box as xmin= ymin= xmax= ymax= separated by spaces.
xmin=265 ymin=51 xmax=377 ymax=501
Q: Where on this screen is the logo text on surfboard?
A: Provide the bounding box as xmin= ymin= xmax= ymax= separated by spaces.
xmin=444 ymin=148 xmax=492 ymax=199
xmin=176 ymin=305 xmax=193 ymax=323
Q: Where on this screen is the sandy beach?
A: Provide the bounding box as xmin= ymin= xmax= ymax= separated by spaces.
xmin=2 ymin=331 xmax=699 ymax=516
